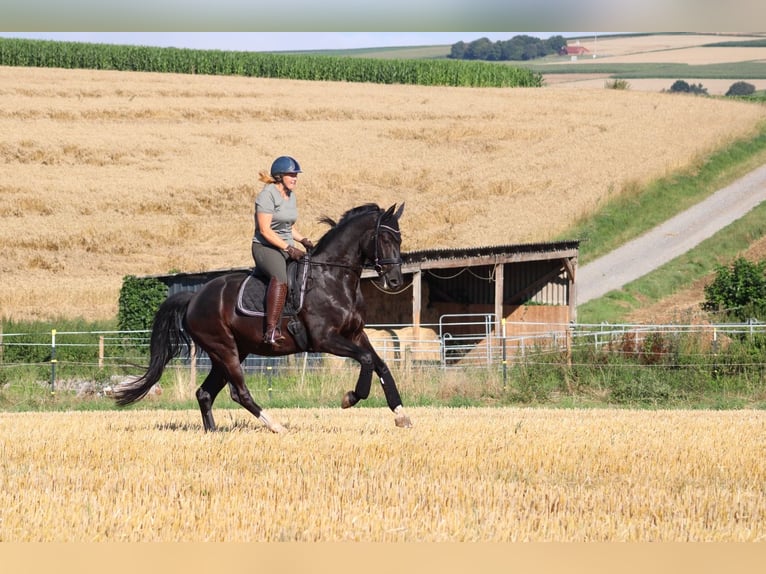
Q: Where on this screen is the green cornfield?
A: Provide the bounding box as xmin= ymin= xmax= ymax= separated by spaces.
xmin=0 ymin=37 xmax=542 ymax=88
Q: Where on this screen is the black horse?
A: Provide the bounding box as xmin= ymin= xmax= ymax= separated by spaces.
xmin=113 ymin=203 xmax=412 ymax=432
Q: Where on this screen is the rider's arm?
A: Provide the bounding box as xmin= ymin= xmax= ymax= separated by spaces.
xmin=256 ymin=212 xmax=290 ymax=251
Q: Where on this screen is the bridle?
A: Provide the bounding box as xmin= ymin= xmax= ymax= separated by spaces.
xmin=307 ymin=210 xmax=402 ymax=278
xmin=370 ymin=211 xmax=403 ymax=275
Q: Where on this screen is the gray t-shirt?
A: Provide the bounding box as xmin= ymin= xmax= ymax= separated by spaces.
xmin=252 ymin=183 xmax=298 ymax=246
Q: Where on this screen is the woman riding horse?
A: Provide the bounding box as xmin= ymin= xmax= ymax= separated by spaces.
xmin=252 ymin=155 xmax=314 ymax=347
xmin=114 ymin=203 xmax=412 ymax=433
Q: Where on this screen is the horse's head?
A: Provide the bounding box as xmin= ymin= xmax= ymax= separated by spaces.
xmin=313 ymin=202 xmax=405 ymax=289
xmin=368 ymin=203 xmax=405 ymax=290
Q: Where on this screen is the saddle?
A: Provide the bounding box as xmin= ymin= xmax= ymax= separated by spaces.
xmin=235 ymin=256 xmax=312 ymax=349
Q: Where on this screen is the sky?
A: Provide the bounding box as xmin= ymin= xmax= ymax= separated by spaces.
xmin=1 ymin=1 xmax=759 ymax=35
xmin=0 ymin=32 xmax=588 ymax=52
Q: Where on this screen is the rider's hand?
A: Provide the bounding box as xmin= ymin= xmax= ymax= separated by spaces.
xmin=299 ymin=238 xmax=314 ymax=251
xmin=286 ymin=245 xmax=303 ymax=260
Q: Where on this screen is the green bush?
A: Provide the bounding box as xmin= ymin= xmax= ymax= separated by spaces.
xmin=605 ymin=78 xmax=630 ymax=90
xmin=117 ymin=275 xmax=168 ymax=332
xmin=608 ymin=370 xmax=673 ymax=405
xmin=702 ymin=257 xmax=766 ymax=322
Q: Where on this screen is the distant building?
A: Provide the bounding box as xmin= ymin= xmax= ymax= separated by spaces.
xmin=559 ymin=45 xmax=591 ymax=56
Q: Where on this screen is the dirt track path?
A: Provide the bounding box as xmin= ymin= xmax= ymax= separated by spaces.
xmin=576 ymin=163 xmax=766 ymax=305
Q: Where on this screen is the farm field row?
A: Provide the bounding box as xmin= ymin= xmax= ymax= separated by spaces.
xmin=544 ymin=75 xmax=766 ymax=95
xmin=563 ymin=34 xmax=766 ymax=58
xmin=1 ymin=406 xmax=763 ymax=541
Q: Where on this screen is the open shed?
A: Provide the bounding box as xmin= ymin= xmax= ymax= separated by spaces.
xmin=147 ymin=240 xmax=579 ymax=344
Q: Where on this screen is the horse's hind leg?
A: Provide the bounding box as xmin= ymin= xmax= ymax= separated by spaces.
xmin=221 ymin=359 xmax=286 ymax=434
xmin=196 ymin=365 xmax=227 ymax=432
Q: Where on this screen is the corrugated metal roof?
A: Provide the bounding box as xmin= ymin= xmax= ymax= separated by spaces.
xmin=403 ymin=240 xmax=579 ymax=264
xmin=143 ymin=240 xmax=579 ymax=282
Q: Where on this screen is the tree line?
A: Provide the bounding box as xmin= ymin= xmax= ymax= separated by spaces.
xmin=448 ymin=35 xmax=568 ymax=62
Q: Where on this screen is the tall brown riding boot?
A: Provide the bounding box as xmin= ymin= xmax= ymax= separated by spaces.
xmin=264 ymin=278 xmax=288 ymax=347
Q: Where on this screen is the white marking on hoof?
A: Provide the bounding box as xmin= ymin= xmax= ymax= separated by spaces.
xmin=259 ymin=411 xmax=287 ymax=434
xmin=394 ymin=406 xmax=413 ymax=428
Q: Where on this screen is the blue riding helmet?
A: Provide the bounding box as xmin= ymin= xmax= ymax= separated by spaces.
xmin=270 ymin=156 xmax=302 ymax=177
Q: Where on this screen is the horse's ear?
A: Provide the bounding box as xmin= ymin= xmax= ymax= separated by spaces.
xmin=394 ymin=202 xmax=405 ymax=220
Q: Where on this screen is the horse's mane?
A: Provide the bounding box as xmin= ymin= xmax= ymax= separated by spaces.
xmin=317 ymin=203 xmax=381 ymax=230
xmin=313 ymin=203 xmax=382 ymax=252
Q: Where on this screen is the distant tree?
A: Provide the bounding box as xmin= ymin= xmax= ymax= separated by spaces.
xmin=669 ymin=80 xmax=691 ymax=93
xmin=449 ymin=34 xmax=565 ymax=62
xmin=726 ymin=81 xmax=756 ymax=97
xmin=449 ymin=41 xmax=467 ymax=59
xmin=689 ymin=82 xmax=709 ymax=95
xmin=464 ymin=37 xmax=498 ymax=60
xmin=545 ymin=35 xmax=568 ymax=53
xmin=667 ymin=80 xmax=708 ymax=95
xmin=498 ymin=39 xmax=525 ymax=60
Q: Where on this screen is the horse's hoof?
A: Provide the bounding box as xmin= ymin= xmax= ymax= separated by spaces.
xmin=259 ymin=411 xmax=287 ymax=434
xmin=269 ymin=422 xmax=287 ymax=434
xmin=395 ymin=414 xmax=413 ymax=428
xmin=341 ymin=391 xmax=358 ymax=409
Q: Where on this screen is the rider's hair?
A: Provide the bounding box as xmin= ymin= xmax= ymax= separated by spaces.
xmin=258 ymin=171 xmax=278 ymax=184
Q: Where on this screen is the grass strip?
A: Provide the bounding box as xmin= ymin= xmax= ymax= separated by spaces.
xmin=561 ymin=120 xmax=766 ymax=265
xmin=578 ymin=201 xmax=766 ymax=323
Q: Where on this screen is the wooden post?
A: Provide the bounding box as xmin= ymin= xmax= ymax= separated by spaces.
xmin=411 ymin=270 xmax=422 ymax=340
xmin=561 ymin=322 xmax=575 ymax=394
xmin=501 ymin=318 xmax=507 ymax=390
xmin=99 ymin=336 xmax=104 ymax=369
xmin=494 ymin=262 xmax=505 ymax=331
xmin=563 ymin=256 xmax=577 ymax=323
xmin=50 ymin=329 xmax=57 ymax=393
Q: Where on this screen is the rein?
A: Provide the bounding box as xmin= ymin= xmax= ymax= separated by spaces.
xmin=307 ymin=256 xmax=363 ymax=276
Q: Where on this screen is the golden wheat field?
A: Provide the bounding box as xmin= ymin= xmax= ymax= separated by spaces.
xmin=0 ymin=406 xmax=763 ymax=542
xmin=2 ymin=50 xmax=766 ymax=321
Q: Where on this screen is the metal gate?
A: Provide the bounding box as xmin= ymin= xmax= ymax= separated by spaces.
xmin=438 ymin=313 xmax=497 ymax=367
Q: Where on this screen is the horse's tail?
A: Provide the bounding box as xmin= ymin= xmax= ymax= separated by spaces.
xmin=113 ymin=291 xmax=194 ymax=407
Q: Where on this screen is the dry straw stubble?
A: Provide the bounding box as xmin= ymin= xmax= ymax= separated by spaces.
xmin=0 ymin=407 xmax=763 ymax=541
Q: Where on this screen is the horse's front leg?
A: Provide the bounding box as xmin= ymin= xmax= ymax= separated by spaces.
xmin=374 ymin=360 xmax=412 ymax=428
xmin=335 ymin=332 xmax=412 ymax=428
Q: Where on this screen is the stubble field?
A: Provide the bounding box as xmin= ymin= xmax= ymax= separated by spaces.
xmin=2 ymin=50 xmax=766 ymax=321
xmin=1 ymin=406 xmax=764 ymax=541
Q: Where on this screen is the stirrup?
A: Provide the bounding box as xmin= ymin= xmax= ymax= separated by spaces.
xmin=265 ymin=326 xmax=285 ymax=346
